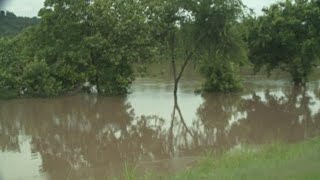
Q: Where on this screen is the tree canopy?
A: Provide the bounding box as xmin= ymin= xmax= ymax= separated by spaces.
xmin=248 ymin=0 xmax=320 ymax=85
xmin=147 ymin=0 xmax=249 ymax=94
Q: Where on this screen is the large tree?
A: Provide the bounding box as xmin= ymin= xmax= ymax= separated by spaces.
xmin=85 ymin=0 xmax=155 ymax=95
xmin=248 ymin=0 xmax=320 ymax=85
xmin=0 ymin=0 xmax=156 ymax=97
xmin=194 ymin=0 xmax=248 ymax=92
xmin=149 ymin=0 xmax=248 ymax=95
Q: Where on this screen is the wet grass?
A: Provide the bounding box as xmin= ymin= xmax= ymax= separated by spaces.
xmin=122 ymin=137 xmax=320 ymax=180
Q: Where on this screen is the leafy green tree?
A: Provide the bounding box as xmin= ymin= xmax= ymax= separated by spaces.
xmin=194 ymin=0 xmax=248 ymax=92
xmin=0 ymin=36 xmax=23 ymax=97
xmin=85 ymin=0 xmax=155 ymax=95
xmin=149 ymin=0 xmax=248 ymax=94
xmin=148 ymin=0 xmax=191 ymax=95
xmin=248 ymin=0 xmax=320 ymax=85
xmin=32 ymin=0 xmax=94 ymax=94
xmin=0 ymin=30 xmax=62 ymax=97
xmin=18 ymin=0 xmax=156 ymax=96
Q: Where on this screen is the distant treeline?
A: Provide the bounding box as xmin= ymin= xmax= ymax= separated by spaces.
xmin=0 ymin=11 xmax=39 ymax=37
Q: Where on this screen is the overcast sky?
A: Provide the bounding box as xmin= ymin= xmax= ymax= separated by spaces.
xmin=1 ymin=0 xmax=278 ymax=17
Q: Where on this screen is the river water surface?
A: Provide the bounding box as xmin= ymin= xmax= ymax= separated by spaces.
xmin=1 ymin=76 xmax=320 ymax=179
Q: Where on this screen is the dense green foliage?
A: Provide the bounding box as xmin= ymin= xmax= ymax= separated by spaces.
xmin=195 ymin=0 xmax=248 ymax=92
xmin=0 ymin=11 xmax=39 ymax=37
xmin=1 ymin=0 xmax=320 ymax=98
xmin=148 ymin=0 xmax=248 ymax=93
xmin=248 ymin=0 xmax=320 ymax=85
xmin=0 ymin=0 xmax=156 ymax=97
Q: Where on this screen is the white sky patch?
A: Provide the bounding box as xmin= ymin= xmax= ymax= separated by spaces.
xmin=242 ymin=0 xmax=277 ymax=15
xmin=3 ymin=0 xmax=44 ymax=17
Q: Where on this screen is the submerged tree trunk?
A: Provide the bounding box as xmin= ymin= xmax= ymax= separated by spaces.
xmin=291 ymin=68 xmax=308 ymax=86
xmin=91 ymin=52 xmax=100 ymax=92
xmin=170 ymin=34 xmax=178 ymax=95
xmin=168 ymin=33 xmax=195 ymax=154
xmin=171 ymin=51 xmax=193 ymax=96
xmin=293 ymin=76 xmax=307 ymax=86
xmin=169 ymin=32 xmax=193 ymax=96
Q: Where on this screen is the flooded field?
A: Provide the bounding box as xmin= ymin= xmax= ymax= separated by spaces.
xmin=1 ymin=75 xmax=320 ymax=179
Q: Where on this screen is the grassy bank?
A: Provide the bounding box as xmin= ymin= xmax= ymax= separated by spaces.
xmin=171 ymin=137 xmax=320 ymax=180
xmin=124 ymin=137 xmax=320 ymax=180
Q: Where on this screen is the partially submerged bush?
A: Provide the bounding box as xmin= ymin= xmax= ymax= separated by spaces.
xmin=201 ymin=62 xmax=242 ymax=92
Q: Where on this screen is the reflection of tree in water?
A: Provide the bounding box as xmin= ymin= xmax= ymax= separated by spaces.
xmin=1 ymin=87 xmax=320 ymax=179
xmin=30 ymin=96 xmax=136 ymax=179
xmin=167 ymin=94 xmax=197 ymax=157
xmin=233 ymin=87 xmax=320 ymax=143
xmin=194 ymin=87 xmax=320 ymax=152
xmin=193 ymin=92 xmax=244 ymax=152
xmin=0 ymin=101 xmax=21 ymax=152
xmin=0 ymin=95 xmax=174 ymax=179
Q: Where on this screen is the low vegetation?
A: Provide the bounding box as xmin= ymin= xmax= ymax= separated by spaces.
xmin=171 ymin=137 xmax=320 ymax=180
xmin=123 ymin=137 xmax=320 ymax=180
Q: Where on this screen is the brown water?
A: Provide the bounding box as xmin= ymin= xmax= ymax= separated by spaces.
xmin=1 ymin=76 xmax=320 ymax=180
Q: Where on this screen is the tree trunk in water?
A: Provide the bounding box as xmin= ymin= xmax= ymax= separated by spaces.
xmin=169 ymin=35 xmax=196 ymax=150
xmin=171 ymin=51 xmax=193 ymax=96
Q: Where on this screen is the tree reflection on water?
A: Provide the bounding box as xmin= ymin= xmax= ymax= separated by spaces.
xmin=0 ymin=86 xmax=320 ymax=179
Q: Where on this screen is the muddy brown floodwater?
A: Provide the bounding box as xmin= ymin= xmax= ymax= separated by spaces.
xmin=1 ymin=76 xmax=320 ymax=180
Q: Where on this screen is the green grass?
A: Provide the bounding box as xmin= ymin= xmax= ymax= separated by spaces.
xmin=123 ymin=137 xmax=320 ymax=180
xmin=170 ymin=138 xmax=320 ymax=180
